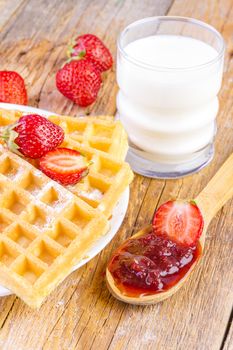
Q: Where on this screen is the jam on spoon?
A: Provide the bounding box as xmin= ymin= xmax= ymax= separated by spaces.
xmin=108 ymin=231 xmax=202 ymax=297
xmin=108 ymin=200 xmax=203 ymax=297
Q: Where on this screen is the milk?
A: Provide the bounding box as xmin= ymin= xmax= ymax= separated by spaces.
xmin=117 ymin=35 xmax=223 ymax=164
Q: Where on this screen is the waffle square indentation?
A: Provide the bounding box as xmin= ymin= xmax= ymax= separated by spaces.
xmin=19 ymin=172 xmax=47 ymax=196
xmin=31 ymin=240 xmax=61 ymax=265
xmin=0 ymin=241 xmax=19 ymax=266
xmin=88 ymin=139 xmax=111 ymax=153
xmin=64 ymin=203 xmax=91 ymax=229
xmin=98 ymin=158 xmax=121 ymax=177
xmin=48 ymin=221 xmax=77 ymax=247
xmin=13 ymin=257 xmax=44 ymax=284
xmin=0 ymin=213 xmax=12 ymax=232
xmin=39 ymin=186 xmax=67 ymax=211
xmin=2 ymin=191 xmax=28 ymax=215
xmin=23 ymin=205 xmax=51 ymax=229
xmin=92 ymin=124 xmax=114 ymax=138
xmin=0 ymin=157 xmax=23 ymax=180
xmin=7 ymin=224 xmax=37 ymax=248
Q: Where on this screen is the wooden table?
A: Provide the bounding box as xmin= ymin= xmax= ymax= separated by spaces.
xmin=0 ymin=0 xmax=232 ymax=349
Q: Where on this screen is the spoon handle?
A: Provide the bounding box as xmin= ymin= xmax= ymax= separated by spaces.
xmin=195 ymin=153 xmax=233 ymax=228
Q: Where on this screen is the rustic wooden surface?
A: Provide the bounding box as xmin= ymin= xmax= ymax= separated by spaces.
xmin=0 ymin=0 xmax=232 ymax=349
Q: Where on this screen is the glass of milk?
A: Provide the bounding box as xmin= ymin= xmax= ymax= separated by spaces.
xmin=117 ymin=17 xmax=225 ymax=178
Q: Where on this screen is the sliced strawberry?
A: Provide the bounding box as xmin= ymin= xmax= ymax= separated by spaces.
xmin=152 ymin=200 xmax=203 ymax=246
xmin=39 ymin=148 xmax=89 ymax=185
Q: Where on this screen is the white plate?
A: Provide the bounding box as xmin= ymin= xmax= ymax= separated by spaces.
xmin=0 ymin=103 xmax=129 ymax=297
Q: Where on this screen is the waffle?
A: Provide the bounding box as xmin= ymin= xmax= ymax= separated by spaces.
xmin=52 ymin=137 xmax=132 ymax=218
xmin=48 ymin=114 xmax=128 ymax=161
xmin=0 ymin=108 xmax=134 ymax=218
xmin=0 ymin=109 xmax=128 ymax=161
xmin=0 ymin=147 xmax=109 ymax=308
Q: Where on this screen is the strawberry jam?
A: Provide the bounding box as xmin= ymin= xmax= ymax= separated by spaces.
xmin=108 ymin=231 xmax=202 ymax=297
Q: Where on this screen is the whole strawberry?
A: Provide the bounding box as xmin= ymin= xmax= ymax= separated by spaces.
xmin=56 ymin=60 xmax=102 ymax=107
xmin=0 ymin=71 xmax=27 ymax=105
xmin=67 ymin=34 xmax=113 ymax=72
xmin=2 ymin=114 xmax=64 ymax=158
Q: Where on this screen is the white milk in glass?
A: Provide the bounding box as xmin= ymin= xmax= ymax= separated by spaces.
xmin=117 ymin=31 xmax=224 ymax=177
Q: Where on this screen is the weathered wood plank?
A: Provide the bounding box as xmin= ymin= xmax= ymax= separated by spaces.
xmin=0 ymin=0 xmax=27 ymax=30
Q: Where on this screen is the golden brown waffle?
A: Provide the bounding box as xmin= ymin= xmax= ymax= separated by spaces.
xmin=53 ymin=136 xmax=133 ymax=218
xmin=0 ymin=108 xmax=134 ymax=218
xmin=48 ymin=114 xmax=128 ymax=161
xmin=0 ymin=109 xmax=128 ymax=161
xmin=0 ymin=147 xmax=109 ymax=308
xmin=0 ymin=108 xmax=22 ymax=124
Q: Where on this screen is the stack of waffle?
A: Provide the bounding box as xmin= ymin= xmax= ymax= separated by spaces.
xmin=0 ymin=108 xmax=133 ymax=307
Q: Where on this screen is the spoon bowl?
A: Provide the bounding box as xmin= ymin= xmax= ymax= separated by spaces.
xmin=106 ymin=153 xmax=233 ymax=305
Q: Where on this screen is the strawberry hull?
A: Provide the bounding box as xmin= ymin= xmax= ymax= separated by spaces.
xmin=68 ymin=34 xmax=113 ymax=73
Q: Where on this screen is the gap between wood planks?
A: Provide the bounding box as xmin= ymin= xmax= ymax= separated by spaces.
xmin=220 ymin=303 xmax=233 ymax=349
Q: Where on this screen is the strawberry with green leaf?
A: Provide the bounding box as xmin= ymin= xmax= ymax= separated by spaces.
xmin=67 ymin=34 xmax=113 ymax=72
xmin=1 ymin=114 xmax=64 ymax=159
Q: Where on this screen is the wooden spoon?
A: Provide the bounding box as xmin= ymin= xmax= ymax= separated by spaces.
xmin=106 ymin=153 xmax=233 ymax=305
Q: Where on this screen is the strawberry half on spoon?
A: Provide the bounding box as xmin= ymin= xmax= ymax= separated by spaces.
xmin=39 ymin=148 xmax=90 ymax=185
xmin=152 ymin=200 xmax=204 ymax=246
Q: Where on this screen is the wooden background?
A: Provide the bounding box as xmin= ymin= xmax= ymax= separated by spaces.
xmin=0 ymin=0 xmax=233 ymax=349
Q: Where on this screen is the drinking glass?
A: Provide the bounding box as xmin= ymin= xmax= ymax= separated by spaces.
xmin=117 ymin=17 xmax=225 ymax=178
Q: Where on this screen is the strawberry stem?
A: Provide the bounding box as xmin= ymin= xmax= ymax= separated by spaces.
xmin=65 ymin=50 xmax=86 ymax=64
xmin=77 ymin=50 xmax=86 ymax=58
xmin=66 ymin=38 xmax=76 ymax=58
xmin=0 ymin=123 xmax=23 ymax=156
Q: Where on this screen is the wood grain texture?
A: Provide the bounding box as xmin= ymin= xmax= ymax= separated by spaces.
xmin=0 ymin=0 xmax=26 ymax=29
xmin=0 ymin=0 xmax=232 ymax=349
